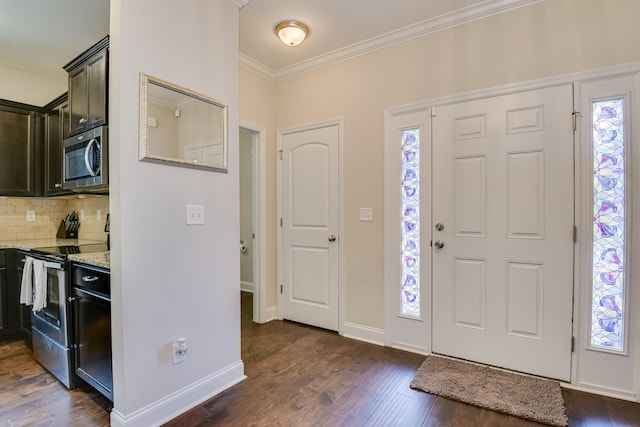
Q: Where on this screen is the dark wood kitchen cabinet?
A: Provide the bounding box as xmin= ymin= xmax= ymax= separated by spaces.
xmin=43 ymin=94 xmax=71 ymax=196
xmin=0 ymin=101 xmax=43 ymax=196
xmin=0 ymin=250 xmax=7 ymax=339
xmin=64 ymin=36 xmax=109 ymax=136
xmin=0 ymin=249 xmax=27 ymax=343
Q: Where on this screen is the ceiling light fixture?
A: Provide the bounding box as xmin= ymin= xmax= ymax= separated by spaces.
xmin=275 ymin=20 xmax=309 ymax=47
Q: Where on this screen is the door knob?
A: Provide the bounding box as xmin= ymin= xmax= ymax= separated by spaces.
xmin=435 ymin=223 xmax=445 ymax=231
xmin=434 ymin=240 xmax=445 ymax=249
xmin=328 ymin=234 xmax=337 ymax=242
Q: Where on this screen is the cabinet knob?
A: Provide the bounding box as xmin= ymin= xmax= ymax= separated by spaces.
xmin=54 ymin=183 xmax=62 ymax=188
xmin=79 ymin=117 xmax=87 ymax=124
xmin=68 ymin=296 xmax=76 ymax=303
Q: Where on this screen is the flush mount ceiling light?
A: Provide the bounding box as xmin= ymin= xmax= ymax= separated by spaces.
xmin=275 ymin=20 xmax=309 ymax=47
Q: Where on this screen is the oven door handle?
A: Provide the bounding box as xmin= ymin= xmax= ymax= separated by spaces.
xmin=44 ymin=261 xmax=63 ymax=270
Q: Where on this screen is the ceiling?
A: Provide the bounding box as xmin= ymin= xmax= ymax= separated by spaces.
xmin=0 ymin=0 xmax=537 ymax=104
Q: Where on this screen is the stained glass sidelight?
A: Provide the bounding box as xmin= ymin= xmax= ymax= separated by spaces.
xmin=591 ymin=98 xmax=626 ymax=351
xmin=401 ymin=128 xmax=420 ymax=317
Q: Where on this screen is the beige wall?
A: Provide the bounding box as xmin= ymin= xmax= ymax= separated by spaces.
xmin=240 ymin=0 xmax=640 ymax=329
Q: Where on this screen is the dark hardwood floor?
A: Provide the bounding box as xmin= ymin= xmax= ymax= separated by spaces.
xmin=2 ymin=292 xmax=638 ymax=426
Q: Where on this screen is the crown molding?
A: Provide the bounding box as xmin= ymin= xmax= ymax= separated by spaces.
xmin=240 ymin=0 xmax=543 ymax=82
xmin=230 ymin=0 xmax=251 ymax=8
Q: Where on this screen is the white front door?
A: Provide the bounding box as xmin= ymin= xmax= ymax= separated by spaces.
xmin=432 ymin=85 xmax=574 ymax=381
xmin=281 ymin=123 xmax=340 ymax=331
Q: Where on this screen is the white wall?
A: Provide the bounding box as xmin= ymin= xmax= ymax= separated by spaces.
xmin=109 ymin=1 xmax=243 ymax=425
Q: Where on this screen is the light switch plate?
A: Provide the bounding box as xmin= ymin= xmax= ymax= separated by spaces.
xmin=360 ymin=207 xmax=373 ymax=222
xmin=186 ymin=205 xmax=205 ymax=225
xmin=26 ymin=210 xmax=36 ymax=221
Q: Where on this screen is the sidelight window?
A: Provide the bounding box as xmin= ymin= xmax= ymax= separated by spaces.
xmin=590 ymin=98 xmax=626 ymax=351
xmin=400 ymin=128 xmax=421 ymax=317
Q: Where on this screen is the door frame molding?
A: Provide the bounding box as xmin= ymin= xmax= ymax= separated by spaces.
xmin=276 ymin=117 xmax=344 ymax=332
xmin=240 ymin=121 xmax=269 ymax=323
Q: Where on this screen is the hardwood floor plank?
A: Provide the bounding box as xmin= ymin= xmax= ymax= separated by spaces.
xmin=3 ymin=292 xmax=638 ymax=426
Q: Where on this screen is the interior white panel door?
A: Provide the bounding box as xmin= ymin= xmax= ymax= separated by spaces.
xmin=281 ymin=124 xmax=340 ymax=331
xmin=432 ymin=85 xmax=574 ymax=381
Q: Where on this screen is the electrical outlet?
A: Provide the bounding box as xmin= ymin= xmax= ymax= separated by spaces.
xmin=26 ymin=210 xmax=36 ymax=221
xmin=186 ymin=205 xmax=205 ymax=225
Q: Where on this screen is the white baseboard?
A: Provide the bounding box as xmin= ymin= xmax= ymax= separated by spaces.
xmin=341 ymin=322 xmax=385 ymax=346
xmin=240 ymin=281 xmax=254 ymax=293
xmin=390 ymin=341 xmax=430 ymax=356
xmin=110 ymin=361 xmax=245 ymax=427
xmin=261 ymin=305 xmax=278 ymax=323
xmin=562 ymin=381 xmax=638 ymax=403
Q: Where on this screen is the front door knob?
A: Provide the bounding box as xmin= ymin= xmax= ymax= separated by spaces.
xmin=434 ymin=240 xmax=445 ymax=249
xmin=328 ymin=234 xmax=337 ymax=242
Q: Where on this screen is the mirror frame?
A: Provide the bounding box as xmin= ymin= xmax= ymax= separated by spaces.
xmin=138 ymin=73 xmax=228 ymax=172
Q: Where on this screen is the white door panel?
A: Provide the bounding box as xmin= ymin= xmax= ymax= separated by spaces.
xmin=282 ymin=124 xmax=340 ymax=331
xmin=432 ymin=85 xmax=574 ymax=381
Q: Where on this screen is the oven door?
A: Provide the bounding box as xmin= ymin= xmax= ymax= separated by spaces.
xmin=31 ymin=261 xmax=69 ymax=346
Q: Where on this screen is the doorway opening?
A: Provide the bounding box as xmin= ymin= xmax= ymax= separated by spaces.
xmin=239 ymin=124 xmax=267 ymax=323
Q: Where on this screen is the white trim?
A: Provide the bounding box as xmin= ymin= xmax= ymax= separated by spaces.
xmin=276 ymin=118 xmax=344 ymax=333
xmin=240 ymin=0 xmax=542 ymax=82
xmin=391 ymin=342 xmax=430 ymax=356
xmin=264 ymin=305 xmax=278 ymax=323
xmin=240 ymin=281 xmax=253 ymax=293
xmin=229 ymin=0 xmax=250 ymax=8
xmin=561 ymin=382 xmax=638 ymax=403
xmin=109 ymin=361 xmax=245 ymax=427
xmin=341 ymin=322 xmax=385 ymax=347
xmin=240 ymin=122 xmax=268 ymax=323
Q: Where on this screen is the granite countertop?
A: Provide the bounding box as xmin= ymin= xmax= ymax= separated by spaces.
xmin=68 ymin=252 xmax=111 ymax=270
xmin=0 ymin=239 xmax=110 ymax=269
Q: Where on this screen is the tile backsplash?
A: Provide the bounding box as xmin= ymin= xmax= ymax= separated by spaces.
xmin=0 ymin=196 xmax=109 ymax=242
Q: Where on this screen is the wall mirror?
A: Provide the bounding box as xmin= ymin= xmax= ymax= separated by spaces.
xmin=139 ymin=73 xmax=228 ymax=172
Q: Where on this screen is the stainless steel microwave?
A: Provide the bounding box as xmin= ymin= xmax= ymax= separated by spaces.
xmin=63 ymin=126 xmax=108 ymax=193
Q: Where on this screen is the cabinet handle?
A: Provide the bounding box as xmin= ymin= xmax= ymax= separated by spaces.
xmin=79 ymin=117 xmax=87 ymax=124
xmin=54 ymin=183 xmax=62 ymax=188
xmin=82 ymin=275 xmax=99 ymax=282
xmin=68 ymin=296 xmax=76 ymax=303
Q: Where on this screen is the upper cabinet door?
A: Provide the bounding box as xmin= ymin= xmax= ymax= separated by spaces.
xmin=65 ymin=36 xmax=108 ymax=137
xmin=0 ymin=106 xmax=39 ymax=196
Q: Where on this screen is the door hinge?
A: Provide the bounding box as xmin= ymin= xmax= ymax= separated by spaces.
xmin=279 ymin=149 xmax=283 ymax=160
xmin=571 ymin=336 xmax=575 ymax=352
xmin=430 ymin=108 xmax=436 ymax=118
xmin=280 ymin=284 xmax=283 ymax=294
xmin=280 ymin=218 xmax=283 ymax=227
xmin=572 ymin=111 xmax=581 ymax=131
xmin=573 ymin=225 xmax=577 ymax=243
xmin=252 ymin=233 xmax=255 ymax=239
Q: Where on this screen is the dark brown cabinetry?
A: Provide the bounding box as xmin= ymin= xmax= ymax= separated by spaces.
xmin=43 ymin=95 xmax=71 ymax=196
xmin=64 ymin=36 xmax=108 ymax=136
xmin=0 ymin=249 xmax=30 ymax=344
xmin=0 ymin=250 xmax=6 ymax=338
xmin=0 ymin=102 xmax=42 ymax=196
xmin=71 ymin=263 xmax=112 ymax=400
